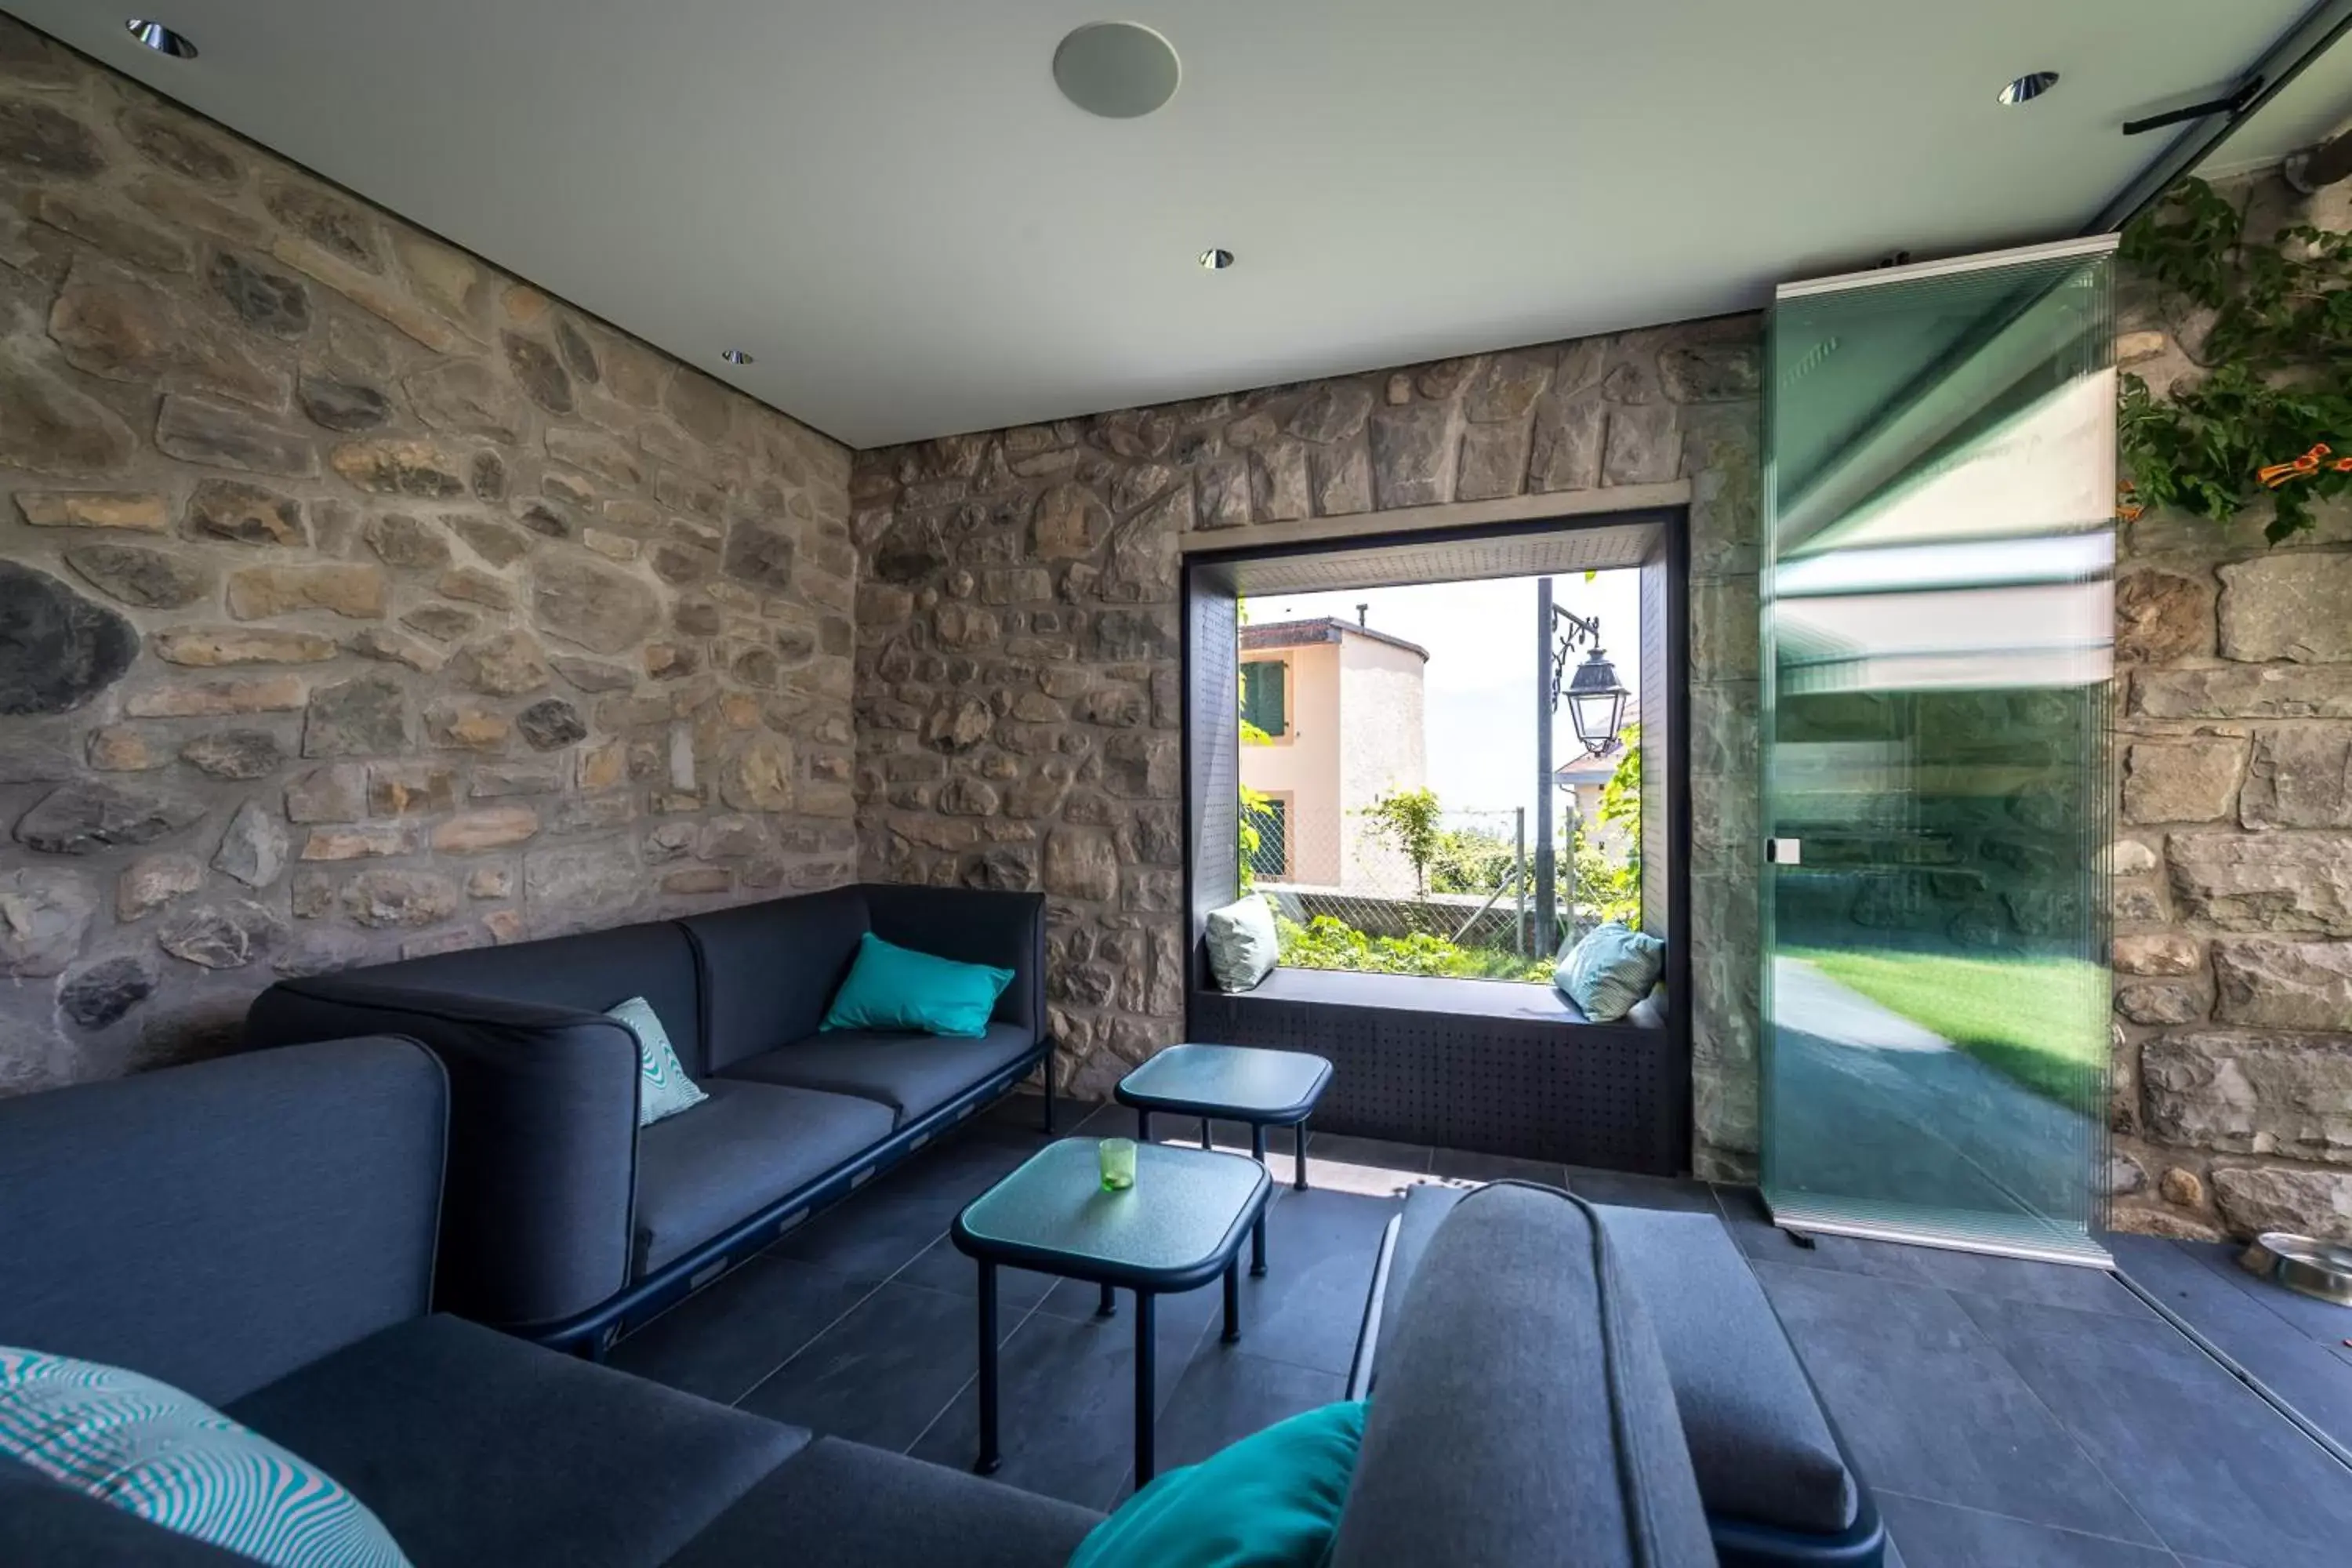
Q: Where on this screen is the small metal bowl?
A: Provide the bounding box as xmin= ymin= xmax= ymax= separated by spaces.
xmin=2238 ymin=1232 xmax=2352 ymax=1308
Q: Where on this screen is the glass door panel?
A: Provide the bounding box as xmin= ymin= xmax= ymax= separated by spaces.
xmin=1762 ymin=240 xmax=2116 ymax=1264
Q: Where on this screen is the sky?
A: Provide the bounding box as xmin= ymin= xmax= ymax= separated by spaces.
xmin=1250 ymin=570 xmax=1642 ymax=820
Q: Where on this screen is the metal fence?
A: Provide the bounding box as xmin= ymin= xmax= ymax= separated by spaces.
xmin=1244 ymin=803 xmax=1634 ymax=981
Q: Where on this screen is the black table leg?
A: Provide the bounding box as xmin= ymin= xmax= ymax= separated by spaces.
xmin=1098 ymin=1282 xmax=1116 ymax=1318
xmin=1134 ymin=1290 xmax=1157 ymax=1487
xmin=1250 ymin=1125 xmax=1269 ymax=1276
xmin=1295 ymin=1120 xmax=1310 ymax=1191
xmin=1222 ymin=1258 xmax=1241 ymax=1343
xmin=975 ymin=1261 xmax=1000 ymax=1475
xmin=1136 ymin=1107 xmax=1150 ymax=1142
xmin=1200 ymin=1116 xmax=1212 ymax=1150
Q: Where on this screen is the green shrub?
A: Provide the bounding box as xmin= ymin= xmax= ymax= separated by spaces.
xmin=1276 ymin=914 xmax=1552 ymax=982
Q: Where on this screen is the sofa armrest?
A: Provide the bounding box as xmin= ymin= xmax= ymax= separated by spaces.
xmin=862 ymin=884 xmax=1047 ymax=1036
xmin=248 ymin=978 xmax=641 ymax=1333
xmin=1330 ymin=1184 xmax=1716 ymax=1568
xmin=0 ymin=1037 xmax=443 ymax=1406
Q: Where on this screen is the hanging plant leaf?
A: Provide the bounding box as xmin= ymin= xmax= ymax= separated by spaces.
xmin=2118 ymin=176 xmax=2352 ymax=543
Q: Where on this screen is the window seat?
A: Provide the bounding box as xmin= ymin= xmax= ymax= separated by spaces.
xmin=1229 ymin=967 xmax=1665 ymax=1029
xmin=1189 ymin=964 xmax=1681 ymax=1173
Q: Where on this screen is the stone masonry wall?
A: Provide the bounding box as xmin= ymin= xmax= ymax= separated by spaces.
xmin=849 ymin=320 xmax=1766 ymax=1179
xmin=2107 ymin=169 xmax=2352 ymax=1243
xmin=0 ymin=20 xmax=857 ymax=1090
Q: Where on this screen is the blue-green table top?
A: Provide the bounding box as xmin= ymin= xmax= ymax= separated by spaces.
xmin=953 ymin=1138 xmax=1270 ymax=1288
xmin=1115 ymin=1043 xmax=1332 ymax=1121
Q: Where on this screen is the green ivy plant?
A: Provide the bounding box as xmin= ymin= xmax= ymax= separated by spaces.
xmin=2118 ymin=176 xmax=2352 ymax=542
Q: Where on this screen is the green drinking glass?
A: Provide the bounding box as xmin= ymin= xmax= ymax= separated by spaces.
xmin=1098 ymin=1137 xmax=1138 ymax=1192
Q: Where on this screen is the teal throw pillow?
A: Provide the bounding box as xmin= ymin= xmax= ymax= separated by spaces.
xmin=1554 ymin=920 xmax=1665 ymax=1022
xmin=608 ymin=996 xmax=708 ymax=1127
xmin=0 ymin=1345 xmax=411 ymax=1568
xmin=822 ymin=931 xmax=1014 ymax=1039
xmin=1067 ymin=1399 xmax=1367 ymax=1568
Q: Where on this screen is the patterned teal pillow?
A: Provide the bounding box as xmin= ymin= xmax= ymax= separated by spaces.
xmin=608 ymin=996 xmax=708 ymax=1127
xmin=0 ymin=1346 xmax=410 ymax=1568
xmin=1554 ymin=921 xmax=1665 ymax=1022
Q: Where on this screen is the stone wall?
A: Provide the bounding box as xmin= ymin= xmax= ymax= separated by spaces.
xmin=2107 ymin=168 xmax=2352 ymax=1242
xmin=0 ymin=20 xmax=856 ymax=1090
xmin=848 ymin=321 xmax=1766 ymax=1178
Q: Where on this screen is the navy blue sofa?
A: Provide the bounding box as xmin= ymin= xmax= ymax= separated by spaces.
xmin=1356 ymin=1182 xmax=1887 ymax=1567
xmin=246 ymin=884 xmax=1054 ymax=1353
xmin=0 ymin=1042 xmax=1719 ymax=1567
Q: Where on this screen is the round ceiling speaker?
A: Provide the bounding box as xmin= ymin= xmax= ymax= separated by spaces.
xmin=1054 ymin=23 xmax=1180 ymax=119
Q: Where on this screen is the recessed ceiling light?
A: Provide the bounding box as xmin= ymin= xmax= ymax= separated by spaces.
xmin=1998 ymin=71 xmax=2060 ymax=106
xmin=125 ymin=20 xmax=198 ymax=59
xmin=1054 ymin=22 xmax=1181 ymax=118
xmin=720 ymin=349 xmax=754 ymax=365
xmin=1199 ymin=248 xmax=1235 ymax=271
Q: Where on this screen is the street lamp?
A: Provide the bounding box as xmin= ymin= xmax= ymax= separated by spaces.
xmin=1548 ymin=608 xmax=1629 ymax=757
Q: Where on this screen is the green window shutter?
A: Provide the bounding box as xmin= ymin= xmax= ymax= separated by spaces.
xmin=1243 ymin=661 xmax=1287 ymax=736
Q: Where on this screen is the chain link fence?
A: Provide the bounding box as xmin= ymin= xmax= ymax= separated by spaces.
xmin=1243 ymin=801 xmax=1635 ymax=982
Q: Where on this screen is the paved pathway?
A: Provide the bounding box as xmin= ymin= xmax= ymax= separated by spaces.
xmin=1769 ymin=957 xmax=2100 ymax=1248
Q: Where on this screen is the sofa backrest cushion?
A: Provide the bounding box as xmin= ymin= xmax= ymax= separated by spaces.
xmin=1329 ymin=1182 xmax=1715 ymax=1568
xmin=679 ymin=886 xmax=872 ymax=1073
xmin=349 ymin=920 xmax=707 ymax=1074
xmin=0 ymin=1039 xmax=444 ymax=1407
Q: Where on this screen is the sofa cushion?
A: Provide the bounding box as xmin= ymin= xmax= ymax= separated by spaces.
xmin=1597 ymin=1207 xmax=1858 ymax=1535
xmin=342 ymin=920 xmax=709 ymax=1075
xmin=0 ymin=1347 xmax=408 ymax=1568
xmin=225 ymin=1316 xmax=806 ymax=1568
xmin=678 ymin=887 xmax=873 ymax=1073
xmin=0 ymin=1038 xmax=443 ymax=1406
xmin=1330 ymin=1183 xmax=1714 ymax=1568
xmin=666 ymin=1436 xmax=1099 ymax=1568
xmin=633 ymin=1080 xmax=895 ymax=1275
xmin=720 ymin=1023 xmax=1040 ymax=1127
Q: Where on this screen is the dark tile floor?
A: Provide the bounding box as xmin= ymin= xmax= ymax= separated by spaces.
xmin=610 ymin=1098 xmax=2352 ymax=1564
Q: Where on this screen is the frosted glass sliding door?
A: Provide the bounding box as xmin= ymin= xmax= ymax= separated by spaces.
xmin=1762 ymin=239 xmax=2116 ymax=1264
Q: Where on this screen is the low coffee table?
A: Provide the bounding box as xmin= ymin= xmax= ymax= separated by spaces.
xmin=952 ymin=1138 xmax=1271 ymax=1487
xmin=1116 ymin=1043 xmax=1333 ymax=1276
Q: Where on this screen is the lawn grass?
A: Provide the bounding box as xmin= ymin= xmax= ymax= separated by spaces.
xmin=1788 ymin=946 xmax=2107 ymax=1105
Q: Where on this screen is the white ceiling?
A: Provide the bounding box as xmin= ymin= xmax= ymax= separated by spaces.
xmin=3 ymin=2 xmax=2337 ymax=448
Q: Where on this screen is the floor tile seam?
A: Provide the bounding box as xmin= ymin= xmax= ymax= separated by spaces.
xmin=1939 ymin=1279 xmax=2169 ymax=1330
xmin=2176 ymin=1236 xmax=2339 ymax=1345
xmin=728 ymin=1260 xmax=979 ymax=1412
xmin=1875 ymin=1486 xmax=2192 ymax=1563
xmin=1739 ymin=1259 xmax=2172 ymax=1549
xmin=897 ymin=1295 xmax=1053 ymax=1458
xmin=2107 ymin=1265 xmax=2352 ymax=1477
xmin=1181 ymin=1336 xmax=1353 ymax=1385
xmin=1965 ymin=1292 xmax=2183 ymax=1556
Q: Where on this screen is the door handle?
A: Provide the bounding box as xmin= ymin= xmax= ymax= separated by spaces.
xmin=1766 ymin=837 xmax=1802 ymax=865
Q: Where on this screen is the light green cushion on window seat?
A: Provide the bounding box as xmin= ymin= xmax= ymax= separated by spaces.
xmin=1065 ymin=1399 xmax=1367 ymax=1568
xmin=1205 ymin=895 xmax=1279 ymax=994
xmin=1555 ymin=921 xmax=1666 ymax=1022
xmin=820 ymin=931 xmax=1014 ymax=1040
